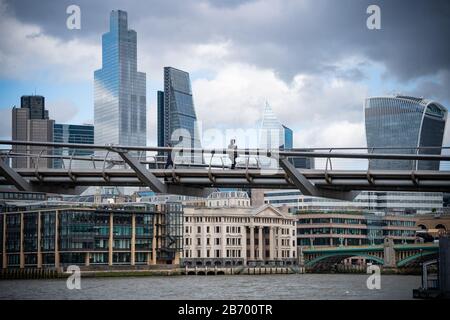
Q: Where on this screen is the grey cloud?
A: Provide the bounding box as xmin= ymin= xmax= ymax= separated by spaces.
xmin=3 ymin=0 xmax=450 ymax=100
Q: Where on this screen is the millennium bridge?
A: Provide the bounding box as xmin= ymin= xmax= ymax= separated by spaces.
xmin=0 ymin=140 xmax=449 ymax=200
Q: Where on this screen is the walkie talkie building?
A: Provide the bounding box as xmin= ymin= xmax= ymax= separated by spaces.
xmin=365 ymin=95 xmax=447 ymax=170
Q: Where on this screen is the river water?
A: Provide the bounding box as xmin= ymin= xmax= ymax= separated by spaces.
xmin=0 ymin=274 xmax=420 ymax=300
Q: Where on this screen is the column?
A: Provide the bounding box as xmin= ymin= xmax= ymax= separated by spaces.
xmin=269 ymin=226 xmax=274 ymax=261
xmin=241 ymin=225 xmax=247 ymax=265
xmin=19 ymin=213 xmax=24 ymax=269
xmin=2 ymin=214 xmax=7 ymax=269
xmin=221 ymin=223 xmax=226 ymax=258
xmin=173 ymin=251 xmax=180 ymax=265
xmin=108 ymin=213 xmax=113 ymax=266
xmin=201 ymin=225 xmax=206 ymax=259
xmin=277 ymin=227 xmax=282 ymax=261
xmin=37 ymin=212 xmax=42 ymax=269
xmin=131 ymin=214 xmax=136 ymax=266
xmin=150 ymin=213 xmax=157 ymax=265
xmin=85 ymin=252 xmax=90 ymax=266
xmin=258 ymin=226 xmax=263 ymax=261
xmin=54 ymin=211 xmax=60 ymax=269
xmin=249 ymin=226 xmax=255 ymax=261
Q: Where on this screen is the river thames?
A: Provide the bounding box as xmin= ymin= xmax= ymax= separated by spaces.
xmin=0 ymin=274 xmax=420 ymax=300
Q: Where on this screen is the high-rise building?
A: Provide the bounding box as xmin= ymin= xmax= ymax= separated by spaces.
xmin=11 ymin=95 xmax=54 ymax=168
xmin=53 ymin=123 xmax=94 ymax=169
xmin=258 ymin=102 xmax=313 ymax=169
xmin=157 ymin=90 xmax=165 ymax=148
xmin=365 ymin=95 xmax=447 ymax=170
xmin=157 ymin=67 xmax=202 ymax=163
xmin=259 ymin=102 xmax=284 ymax=150
xmin=282 ymin=125 xmax=293 ymax=150
xmin=94 ymin=10 xmax=146 ymax=149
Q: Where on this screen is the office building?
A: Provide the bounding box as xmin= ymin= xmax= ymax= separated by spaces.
xmin=53 ymin=123 xmax=94 ymax=169
xmin=11 ymin=95 xmax=54 ymax=169
xmin=0 ymin=202 xmax=183 ymax=270
xmin=259 ymin=102 xmax=285 ymax=150
xmin=282 ymin=125 xmax=293 ymax=150
xmin=157 ymin=67 xmax=202 ymax=164
xmin=182 ymin=191 xmax=297 ymax=267
xmin=94 ymin=10 xmax=146 ymax=150
xmin=264 ymin=190 xmax=443 ymax=215
xmin=365 ymin=95 xmax=447 ymax=170
xmin=258 ymin=102 xmax=313 ymax=169
xmin=296 ymin=210 xmax=418 ymax=247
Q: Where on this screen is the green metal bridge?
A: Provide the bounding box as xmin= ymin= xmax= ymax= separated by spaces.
xmin=302 ymin=242 xmax=439 ymax=268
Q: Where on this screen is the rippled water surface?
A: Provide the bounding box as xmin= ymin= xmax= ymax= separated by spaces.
xmin=0 ymin=274 xmax=420 ymax=300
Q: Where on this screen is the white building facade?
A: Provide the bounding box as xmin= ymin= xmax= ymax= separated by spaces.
xmin=182 ymin=192 xmax=297 ymax=267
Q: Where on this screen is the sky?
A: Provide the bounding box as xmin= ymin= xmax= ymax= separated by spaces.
xmin=0 ymin=0 xmax=449 ymax=162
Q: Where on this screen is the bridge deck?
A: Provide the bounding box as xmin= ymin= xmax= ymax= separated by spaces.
xmin=1 ymin=168 xmax=449 ymax=192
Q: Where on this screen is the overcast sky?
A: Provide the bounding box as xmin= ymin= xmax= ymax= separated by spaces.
xmin=0 ymin=0 xmax=449 ymax=159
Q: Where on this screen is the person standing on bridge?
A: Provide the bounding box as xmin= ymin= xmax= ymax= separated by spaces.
xmin=165 ymin=143 xmax=173 ymax=169
xmin=228 ymin=139 xmax=238 ymax=169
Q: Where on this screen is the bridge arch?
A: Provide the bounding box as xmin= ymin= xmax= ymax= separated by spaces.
xmin=396 ymin=251 xmax=438 ymax=267
xmin=305 ymin=253 xmax=384 ymax=267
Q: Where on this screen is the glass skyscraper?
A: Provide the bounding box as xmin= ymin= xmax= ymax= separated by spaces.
xmin=259 ymin=102 xmax=284 ymax=150
xmin=282 ymin=125 xmax=293 ymax=150
xmin=53 ymin=123 xmax=94 ymax=169
xmin=365 ymin=95 xmax=447 ymax=170
xmin=157 ymin=67 xmax=202 ymax=164
xmin=94 ymin=10 xmax=146 ymax=149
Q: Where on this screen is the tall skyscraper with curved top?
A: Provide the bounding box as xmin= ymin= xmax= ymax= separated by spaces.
xmin=94 ymin=10 xmax=146 ymax=148
xmin=157 ymin=67 xmax=202 ymax=164
xmin=365 ymin=95 xmax=447 ymax=170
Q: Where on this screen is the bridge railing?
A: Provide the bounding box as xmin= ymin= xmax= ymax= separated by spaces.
xmin=2 ymin=140 xmax=450 ymax=172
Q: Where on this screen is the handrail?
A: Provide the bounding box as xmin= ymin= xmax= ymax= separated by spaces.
xmin=1 ymin=140 xmax=449 ymax=161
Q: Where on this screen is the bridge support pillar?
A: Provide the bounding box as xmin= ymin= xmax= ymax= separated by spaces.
xmin=383 ymin=238 xmax=396 ymax=268
xmin=439 ymin=235 xmax=450 ymax=297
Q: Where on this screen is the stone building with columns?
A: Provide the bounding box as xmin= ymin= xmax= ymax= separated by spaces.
xmin=181 ymin=191 xmax=297 ymax=267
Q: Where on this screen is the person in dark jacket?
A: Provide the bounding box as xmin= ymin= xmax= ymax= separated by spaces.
xmin=165 ymin=143 xmax=173 ymax=169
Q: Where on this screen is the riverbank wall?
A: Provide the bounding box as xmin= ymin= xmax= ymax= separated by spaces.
xmin=0 ymin=264 xmax=420 ymax=279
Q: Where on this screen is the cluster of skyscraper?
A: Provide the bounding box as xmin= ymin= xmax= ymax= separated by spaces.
xmin=9 ymin=9 xmax=449 ymax=215
xmin=12 ymin=10 xmax=203 ymax=170
xmin=264 ymin=95 xmax=448 ymax=214
xmin=11 ymin=96 xmax=94 ymax=169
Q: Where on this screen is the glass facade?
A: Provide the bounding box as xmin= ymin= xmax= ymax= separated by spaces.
xmin=53 ymin=123 xmax=94 ymax=168
xmin=365 ymin=95 xmax=447 ymax=170
xmin=259 ymin=102 xmax=284 ymax=150
xmin=282 ymin=125 xmax=293 ymax=150
xmin=157 ymin=90 xmax=165 ymax=148
xmin=0 ymin=203 xmax=183 ymax=269
xmin=94 ymin=10 xmax=146 ymax=150
xmin=159 ymin=67 xmax=202 ymax=163
xmin=296 ymin=211 xmax=418 ymax=246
